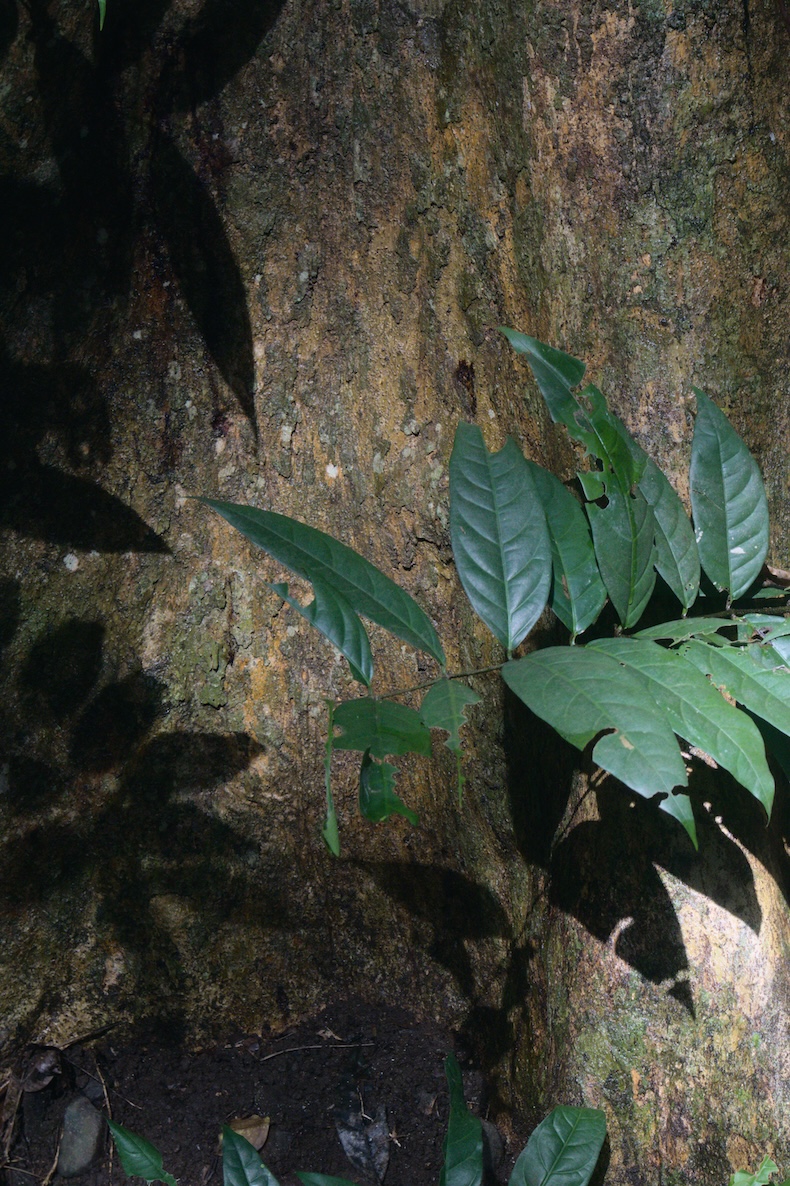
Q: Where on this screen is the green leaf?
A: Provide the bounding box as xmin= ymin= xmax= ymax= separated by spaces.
xmin=690 ymin=391 xmax=769 ymax=600
xmin=524 ymin=463 xmax=607 ymax=636
xmin=420 ymin=680 xmax=482 ymax=753
xmin=222 ymin=1127 xmax=280 ymax=1186
xmin=499 ymin=328 xmax=587 ymax=424
xmin=587 ymin=637 xmax=774 ymax=817
xmin=267 ymin=581 xmax=373 ymax=686
xmin=333 ymin=699 xmax=432 ymax=758
xmin=107 ymin=1121 xmax=178 ymax=1186
xmin=634 ymin=618 xmax=737 ymax=644
xmin=440 ymin=1055 xmax=483 ymax=1186
xmin=509 ymin=1106 xmax=606 ymax=1186
xmin=202 ymin=499 xmax=445 ymax=667
xmin=616 ymin=424 xmax=700 ymax=609
xmin=98 ymin=0 xmax=106 ymax=28
xmin=449 ymin=424 xmax=551 ymax=652
xmin=658 ymin=792 xmax=698 ymax=848
xmin=502 ymin=648 xmax=687 ymax=797
xmin=681 ymin=639 xmax=790 ymax=751
xmin=295 ymin=1176 xmax=360 ymax=1186
xmin=359 ymin=752 xmax=419 ymax=825
xmin=322 ymin=701 xmax=340 ymax=856
xmin=587 ymin=485 xmax=657 ymax=628
xmin=729 ymin=1156 xmax=781 ymax=1186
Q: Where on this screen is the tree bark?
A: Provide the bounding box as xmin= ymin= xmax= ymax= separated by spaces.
xmin=1 ymin=0 xmax=789 ymax=1179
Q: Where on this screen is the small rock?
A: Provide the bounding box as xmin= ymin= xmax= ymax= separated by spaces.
xmin=57 ymin=1096 xmax=104 ymax=1177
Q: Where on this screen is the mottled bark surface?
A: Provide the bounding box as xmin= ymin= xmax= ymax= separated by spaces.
xmin=1 ymin=0 xmax=789 ymax=1178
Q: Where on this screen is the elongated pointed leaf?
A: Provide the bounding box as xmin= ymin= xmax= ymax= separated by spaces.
xmin=525 ymin=463 xmax=607 ymax=636
xmin=267 ymin=581 xmax=372 ymax=686
xmin=499 ymin=328 xmax=586 ymax=424
xmin=616 ymin=423 xmax=700 ymax=608
xmin=333 ymin=699 xmax=432 ymax=758
xmin=659 ymin=792 xmax=698 ymax=848
xmin=634 ymin=618 xmax=737 ymax=644
xmin=358 ymin=752 xmax=419 ymax=825
xmin=509 ymin=1106 xmax=606 ymax=1186
xmin=203 ymin=500 xmax=445 ymax=666
xmin=440 ymin=1055 xmax=483 ymax=1186
xmin=587 ymin=637 xmax=774 ymax=816
xmin=222 ymin=1127 xmax=280 ymax=1186
xmin=587 ymin=486 xmax=657 ymax=628
xmin=108 ymin=1122 xmax=178 ymax=1186
xmin=420 ymin=680 xmax=482 ymax=753
xmin=502 ymin=648 xmax=687 ymax=796
xmin=681 ymin=640 xmax=790 ymax=747
xmin=690 ymin=391 xmax=769 ymax=600
xmin=450 ymin=424 xmax=551 ymax=651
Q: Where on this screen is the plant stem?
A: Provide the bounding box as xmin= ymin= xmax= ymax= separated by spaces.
xmin=376 ymin=663 xmax=504 ymax=702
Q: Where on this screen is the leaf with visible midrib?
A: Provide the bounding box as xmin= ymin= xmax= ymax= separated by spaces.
xmin=333 ymin=699 xmax=432 ymax=758
xmin=690 ymin=391 xmax=769 ymax=600
xmin=502 ymin=647 xmax=687 ymax=797
xmin=222 ymin=1126 xmax=280 ymax=1186
xmin=203 ymin=499 xmax=445 ymax=667
xmin=107 ymin=1122 xmax=178 ymax=1186
xmin=509 ymin=1106 xmax=606 ymax=1186
xmin=450 ymin=424 xmax=552 ymax=652
xmin=267 ymin=580 xmax=373 ymax=686
xmin=680 ymin=640 xmax=790 ymax=742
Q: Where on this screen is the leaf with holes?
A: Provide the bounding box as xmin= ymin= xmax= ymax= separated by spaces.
xmin=587 ymin=637 xmax=774 ymax=818
xmin=333 ymin=699 xmax=432 ymax=759
xmin=690 ymin=391 xmax=769 ymax=600
xmin=450 ymin=424 xmax=551 ymax=652
xmin=634 ymin=618 xmax=739 ymax=644
xmin=502 ymin=647 xmax=687 ymax=797
xmin=202 ymin=499 xmax=445 ymax=666
xmin=420 ymin=680 xmax=482 ymax=753
xmin=680 ymin=640 xmax=790 ymax=743
xmin=358 ymin=752 xmax=418 ymax=825
xmin=509 ymin=1106 xmax=606 ymax=1186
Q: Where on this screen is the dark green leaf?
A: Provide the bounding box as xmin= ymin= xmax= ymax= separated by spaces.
xmin=587 ymin=638 xmax=774 ymax=816
xmin=502 ymin=648 xmax=687 ymax=797
xmin=202 ymin=500 xmax=445 ymax=666
xmin=681 ymin=640 xmax=790 ymax=747
xmin=322 ymin=701 xmax=340 ymax=856
xmin=450 ymin=425 xmax=551 ymax=651
xmin=499 ymin=328 xmax=586 ymax=425
xmin=690 ymin=391 xmax=769 ymax=600
xmin=440 ymin=1055 xmax=483 ymax=1186
xmin=295 ymin=1176 xmax=360 ymax=1186
xmin=634 ymin=618 xmax=737 ymax=644
xmin=107 ymin=1121 xmax=178 ymax=1186
xmin=525 ymin=463 xmax=607 ymax=636
xmin=420 ymin=680 xmax=482 ymax=753
xmin=616 ymin=424 xmax=700 ymax=608
xmin=658 ymin=792 xmax=698 ymax=848
xmin=359 ymin=752 xmax=419 ymax=825
xmin=729 ymin=1157 xmax=781 ymax=1186
xmin=222 ymin=1127 xmax=280 ymax=1186
xmin=587 ymin=485 xmax=657 ymax=628
xmin=509 ymin=1106 xmax=606 ymax=1186
xmin=98 ymin=0 xmax=106 ymax=28
xmin=333 ymin=699 xmax=432 ymax=758
xmin=267 ymin=581 xmax=373 ymax=686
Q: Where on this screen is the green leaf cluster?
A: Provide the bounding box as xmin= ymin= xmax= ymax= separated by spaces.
xmin=203 ymin=329 xmax=790 ymax=853
xmin=109 ymin=1055 xmax=607 ymax=1186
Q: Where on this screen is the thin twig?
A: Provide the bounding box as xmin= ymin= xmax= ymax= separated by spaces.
xmin=376 ymin=664 xmax=503 ymax=702
xmin=257 ymin=1041 xmax=374 ymax=1063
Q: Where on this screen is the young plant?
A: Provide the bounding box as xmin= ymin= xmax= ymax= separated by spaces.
xmin=203 ymin=330 xmax=790 ymax=853
xmin=108 ymin=1053 xmax=607 ymax=1186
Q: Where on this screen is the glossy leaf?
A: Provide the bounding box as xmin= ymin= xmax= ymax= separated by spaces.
xmin=222 ymin=1126 xmax=280 ymax=1186
xmin=267 ymin=581 xmax=372 ymax=686
xmin=525 ymin=462 xmax=607 ymax=636
xmin=634 ymin=618 xmax=737 ymax=644
xmin=690 ymin=390 xmax=769 ymax=600
xmin=617 ymin=423 xmax=700 ymax=608
xmin=499 ymin=328 xmax=586 ymax=425
xmin=681 ymin=640 xmax=790 ymax=744
xmin=203 ymin=500 xmax=445 ymax=666
xmin=502 ymin=648 xmax=687 ymax=797
xmin=440 ymin=1055 xmax=483 ymax=1186
xmin=358 ymin=752 xmax=419 ymax=825
xmin=658 ymin=792 xmax=698 ymax=849
xmin=588 ymin=637 xmax=774 ymax=816
xmin=587 ymin=485 xmax=657 ymax=628
xmin=450 ymin=424 xmax=551 ymax=652
xmin=107 ymin=1122 xmax=177 ymax=1186
xmin=333 ymin=699 xmax=432 ymax=758
xmin=420 ymin=680 xmax=482 ymax=753
xmin=509 ymin=1106 xmax=606 ymax=1186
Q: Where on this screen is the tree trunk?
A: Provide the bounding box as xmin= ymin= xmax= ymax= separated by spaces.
xmin=1 ymin=0 xmax=789 ymax=1179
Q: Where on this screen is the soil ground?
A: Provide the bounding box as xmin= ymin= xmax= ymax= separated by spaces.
xmin=3 ymin=1000 xmax=521 ymax=1186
